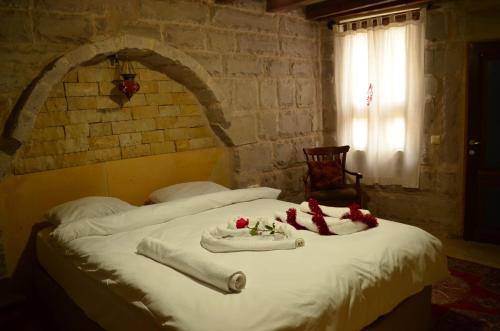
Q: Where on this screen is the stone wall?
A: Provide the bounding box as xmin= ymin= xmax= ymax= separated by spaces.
xmin=324 ymin=0 xmax=500 ymax=238
xmin=10 ymin=0 xmax=499 ymax=276
xmin=13 ymin=60 xmax=215 ymax=174
xmin=0 ymin=0 xmax=323 ymax=201
xmin=0 ymin=0 xmax=323 ymax=278
xmin=0 ymin=231 xmax=5 ymax=278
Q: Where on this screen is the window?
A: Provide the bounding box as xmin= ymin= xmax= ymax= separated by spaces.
xmin=334 ymin=12 xmax=425 ymax=188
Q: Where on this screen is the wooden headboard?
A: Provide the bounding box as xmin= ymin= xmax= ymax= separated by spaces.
xmin=0 ymin=147 xmax=231 ymax=277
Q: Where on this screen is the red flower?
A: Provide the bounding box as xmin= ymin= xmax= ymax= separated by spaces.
xmin=235 ymin=217 xmax=249 ymax=229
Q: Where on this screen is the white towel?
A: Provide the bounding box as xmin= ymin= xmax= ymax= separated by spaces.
xmin=275 ymin=211 xmax=368 ymax=235
xmin=299 ymin=201 xmax=370 ymax=218
xmin=201 ymin=218 xmax=305 ymax=252
xmin=137 ymin=237 xmax=246 ymax=293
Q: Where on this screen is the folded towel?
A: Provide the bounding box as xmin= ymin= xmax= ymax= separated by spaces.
xmin=137 ymin=237 xmax=246 ymax=293
xmin=299 ymin=201 xmax=370 ymax=218
xmin=201 ymin=218 xmax=305 ymax=252
xmin=275 ymin=211 xmax=368 ymax=235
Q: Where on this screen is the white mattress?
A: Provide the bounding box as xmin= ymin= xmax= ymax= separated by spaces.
xmin=38 ymin=194 xmax=448 ymax=331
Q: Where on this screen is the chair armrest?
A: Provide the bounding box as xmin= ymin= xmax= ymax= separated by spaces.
xmin=344 ymin=169 xmax=363 ymax=187
xmin=345 ymin=169 xmax=363 ymax=178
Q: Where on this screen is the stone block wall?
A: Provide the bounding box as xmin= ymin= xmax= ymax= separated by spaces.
xmin=13 ymin=60 xmax=215 ymax=174
xmin=2 ymin=0 xmax=499 ymax=280
xmin=0 ymin=0 xmax=323 ymax=202
xmin=0 ymin=0 xmax=323 ymax=277
xmin=0 ymin=231 xmax=5 ymax=278
xmin=323 ymin=0 xmax=500 ymax=238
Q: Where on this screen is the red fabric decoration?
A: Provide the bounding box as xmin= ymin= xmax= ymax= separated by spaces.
xmin=284 ymin=208 xmax=307 ymax=230
xmin=308 ymin=198 xmax=325 ymax=216
xmin=341 ymin=204 xmax=378 ymax=228
xmin=311 ymin=213 xmax=334 ymax=235
xmin=367 ymin=83 xmax=373 ymax=106
xmin=308 ymin=198 xmax=334 ymax=234
xmin=280 ymin=199 xmax=377 ymax=235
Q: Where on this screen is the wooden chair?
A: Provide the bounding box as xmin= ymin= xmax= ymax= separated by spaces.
xmin=303 ymin=146 xmax=363 ymax=207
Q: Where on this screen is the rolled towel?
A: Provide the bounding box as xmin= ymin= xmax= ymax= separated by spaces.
xmin=275 ymin=211 xmax=317 ymax=232
xmin=137 ymin=237 xmax=246 ymax=293
xmin=299 ymin=201 xmax=370 ymax=218
xmin=275 ymin=211 xmax=369 ymax=235
xmin=201 ymin=218 xmax=304 ymax=253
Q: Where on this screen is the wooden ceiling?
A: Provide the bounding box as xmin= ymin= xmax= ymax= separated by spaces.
xmin=267 ymin=0 xmax=431 ymax=21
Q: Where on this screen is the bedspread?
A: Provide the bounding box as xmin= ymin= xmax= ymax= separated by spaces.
xmin=53 ymin=190 xmax=448 ymax=331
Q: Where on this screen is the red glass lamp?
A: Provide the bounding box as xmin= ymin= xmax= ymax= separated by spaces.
xmin=117 ymin=60 xmax=140 ymax=100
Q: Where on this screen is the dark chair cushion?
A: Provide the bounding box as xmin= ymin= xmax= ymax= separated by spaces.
xmin=307 ymin=159 xmax=344 ymax=190
xmin=308 ymin=186 xmax=358 ymax=202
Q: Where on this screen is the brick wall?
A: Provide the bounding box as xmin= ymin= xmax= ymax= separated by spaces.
xmin=0 ymin=0 xmax=323 ymax=200
xmin=13 ymin=60 xmax=215 ymax=174
xmin=0 ymin=0 xmax=323 ymax=276
xmin=1 ymin=0 xmax=499 ymax=281
xmin=0 ymin=1 xmax=323 ymax=277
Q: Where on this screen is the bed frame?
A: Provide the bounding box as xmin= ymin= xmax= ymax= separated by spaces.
xmin=35 ymin=263 xmax=431 ymax=331
xmin=12 ymin=145 xmax=431 ymax=330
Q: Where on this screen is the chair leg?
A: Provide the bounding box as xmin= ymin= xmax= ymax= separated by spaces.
xmin=358 ymin=192 xmax=366 ymax=209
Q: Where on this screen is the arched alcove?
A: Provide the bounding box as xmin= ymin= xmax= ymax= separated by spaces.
xmin=0 ymin=35 xmax=233 ymax=175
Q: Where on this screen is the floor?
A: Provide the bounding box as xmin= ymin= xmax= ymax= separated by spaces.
xmin=0 ymin=279 xmax=51 ymax=331
xmin=439 ymin=237 xmax=500 ymax=269
xmin=431 ymin=256 xmax=500 ymax=330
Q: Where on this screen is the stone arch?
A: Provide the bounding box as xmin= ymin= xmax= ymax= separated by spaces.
xmin=0 ymin=35 xmax=233 ymax=175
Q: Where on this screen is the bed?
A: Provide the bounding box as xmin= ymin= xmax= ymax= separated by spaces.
xmin=35 ymin=187 xmax=448 ymax=331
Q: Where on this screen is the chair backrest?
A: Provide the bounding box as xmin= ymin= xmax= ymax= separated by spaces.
xmin=303 ymin=145 xmax=350 ymax=184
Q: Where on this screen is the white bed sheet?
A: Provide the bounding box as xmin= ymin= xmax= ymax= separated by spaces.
xmin=37 ymin=228 xmax=160 ymax=331
xmin=42 ymin=197 xmax=448 ymax=331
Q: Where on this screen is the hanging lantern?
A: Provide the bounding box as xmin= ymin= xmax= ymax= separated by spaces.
xmin=117 ymin=59 xmax=140 ymax=100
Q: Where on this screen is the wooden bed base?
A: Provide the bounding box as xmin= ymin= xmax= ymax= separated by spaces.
xmin=34 ymin=264 xmax=431 ymax=331
xmin=35 ymin=266 xmax=103 ymax=331
xmin=365 ymin=286 xmax=431 ymax=331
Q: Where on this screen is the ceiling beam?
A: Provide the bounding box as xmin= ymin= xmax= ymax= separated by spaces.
xmin=266 ymin=0 xmax=322 ymax=13
xmin=305 ymin=0 xmax=430 ymax=20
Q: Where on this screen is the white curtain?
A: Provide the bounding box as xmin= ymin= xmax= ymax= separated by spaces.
xmin=334 ymin=13 xmax=425 ymax=188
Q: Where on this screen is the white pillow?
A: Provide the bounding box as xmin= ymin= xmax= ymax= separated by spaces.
xmin=148 ymin=181 xmax=230 ymax=203
xmin=46 ymin=196 xmax=136 ymax=225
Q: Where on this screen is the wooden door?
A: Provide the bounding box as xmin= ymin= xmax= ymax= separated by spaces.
xmin=465 ymin=40 xmax=500 ymax=244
